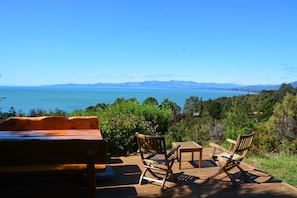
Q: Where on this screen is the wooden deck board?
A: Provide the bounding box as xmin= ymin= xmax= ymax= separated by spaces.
xmin=1 ymin=148 xmax=296 ymax=198
xmin=98 ymin=148 xmax=297 ymax=198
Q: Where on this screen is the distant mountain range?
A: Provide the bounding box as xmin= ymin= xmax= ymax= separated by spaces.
xmin=47 ymin=80 xmax=297 ymax=92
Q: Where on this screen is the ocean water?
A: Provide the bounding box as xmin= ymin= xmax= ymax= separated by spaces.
xmin=0 ymin=86 xmax=250 ymax=114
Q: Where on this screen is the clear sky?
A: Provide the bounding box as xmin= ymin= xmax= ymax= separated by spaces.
xmin=0 ymin=0 xmax=296 ymax=86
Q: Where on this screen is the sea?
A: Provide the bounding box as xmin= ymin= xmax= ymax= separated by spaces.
xmin=0 ymin=86 xmax=251 ymax=114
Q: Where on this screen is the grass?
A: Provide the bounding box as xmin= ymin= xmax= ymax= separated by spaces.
xmin=244 ymin=154 xmax=297 ymax=188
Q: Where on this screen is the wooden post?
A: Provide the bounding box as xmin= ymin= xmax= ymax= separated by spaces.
xmin=87 ymin=149 xmax=96 ymax=198
xmin=87 ymin=162 xmax=96 ymax=198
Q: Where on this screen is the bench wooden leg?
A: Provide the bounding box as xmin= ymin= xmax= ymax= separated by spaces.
xmin=87 ymin=163 xmax=96 ymax=198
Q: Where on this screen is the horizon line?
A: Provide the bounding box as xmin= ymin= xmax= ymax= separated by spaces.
xmin=1 ymin=79 xmax=292 ymax=87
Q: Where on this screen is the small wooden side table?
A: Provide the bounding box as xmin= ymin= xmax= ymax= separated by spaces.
xmin=172 ymin=141 xmax=203 ymax=169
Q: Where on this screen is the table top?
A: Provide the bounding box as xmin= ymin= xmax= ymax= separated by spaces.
xmin=0 ymin=129 xmax=103 ymax=141
xmin=172 ymin=141 xmax=202 ymax=149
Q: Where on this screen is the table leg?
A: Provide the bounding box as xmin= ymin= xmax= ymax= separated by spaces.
xmin=199 ymin=149 xmax=202 ymax=168
xmin=179 ymin=149 xmax=181 ymax=169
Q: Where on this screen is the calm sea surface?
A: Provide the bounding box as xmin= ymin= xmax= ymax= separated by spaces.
xmin=0 ymin=86 xmax=250 ymax=114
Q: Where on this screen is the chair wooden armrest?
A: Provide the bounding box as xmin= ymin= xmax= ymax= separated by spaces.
xmin=167 ymin=144 xmax=181 ymax=159
xmin=209 ymin=142 xmax=231 ymax=154
xmin=226 ymin=138 xmax=237 ymax=151
xmin=226 ymin=138 xmax=236 ymax=145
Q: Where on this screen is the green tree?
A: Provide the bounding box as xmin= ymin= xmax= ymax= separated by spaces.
xmin=167 ymin=114 xmax=212 ymax=146
xmin=183 ymin=96 xmax=202 ymax=117
xmin=258 ymin=95 xmax=274 ymax=120
xmin=142 ymin=97 xmax=158 ymax=106
xmin=49 ymin=108 xmax=67 ymax=116
xmin=160 ymin=98 xmax=179 ymax=110
xmin=86 ymin=103 xmax=108 ymax=112
xmin=274 ymin=83 xmax=295 ymax=103
xmin=29 ymin=108 xmax=47 ymax=116
xmin=269 ymin=93 xmax=297 ymax=153
xmin=223 ymin=99 xmax=256 ymax=139
xmin=208 ymin=101 xmax=222 ymax=120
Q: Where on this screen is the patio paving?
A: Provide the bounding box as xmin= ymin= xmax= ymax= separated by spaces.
xmin=1 ymin=148 xmax=296 ymax=197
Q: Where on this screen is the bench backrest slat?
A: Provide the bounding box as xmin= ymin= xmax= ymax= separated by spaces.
xmin=0 ymin=116 xmax=106 ymax=166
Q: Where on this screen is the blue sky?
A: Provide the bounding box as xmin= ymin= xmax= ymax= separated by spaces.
xmin=0 ymin=0 xmax=296 ymax=86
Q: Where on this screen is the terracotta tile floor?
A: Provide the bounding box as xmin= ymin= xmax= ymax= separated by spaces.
xmin=1 ymin=148 xmax=297 ymax=198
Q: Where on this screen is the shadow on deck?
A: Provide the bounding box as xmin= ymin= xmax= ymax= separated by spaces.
xmin=1 ymin=148 xmax=297 ymax=198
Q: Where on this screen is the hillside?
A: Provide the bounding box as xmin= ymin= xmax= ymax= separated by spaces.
xmin=46 ymin=80 xmax=297 ymax=92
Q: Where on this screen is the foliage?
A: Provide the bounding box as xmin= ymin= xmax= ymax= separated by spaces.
xmin=258 ymin=95 xmax=275 ymax=120
xmin=167 ymin=115 xmax=213 ymax=147
xmin=182 ymin=96 xmax=203 ymax=118
xmin=223 ymin=98 xmax=257 ymax=140
xmin=208 ymin=101 xmax=222 ymax=120
xmin=0 ymin=107 xmax=68 ymax=119
xmin=274 ymin=83 xmax=295 ymax=103
xmin=252 ymin=123 xmax=280 ymax=153
xmin=142 ymin=97 xmax=158 ymax=106
xmin=167 ymin=120 xmax=190 ymax=143
xmin=70 ymin=98 xmax=173 ymax=155
xmin=85 ymin=103 xmax=108 ymax=111
xmin=98 ymin=112 xmax=157 ymax=155
xmin=265 ymin=93 xmax=297 ymax=154
xmin=0 ymin=107 xmax=22 ymax=119
xmin=101 ymin=99 xmax=173 ymax=133
xmin=68 ymin=86 xmax=297 ymax=155
xmin=160 ymin=98 xmax=180 ymax=112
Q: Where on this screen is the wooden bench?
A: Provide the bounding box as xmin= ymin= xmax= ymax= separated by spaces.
xmin=0 ymin=116 xmax=107 ymax=198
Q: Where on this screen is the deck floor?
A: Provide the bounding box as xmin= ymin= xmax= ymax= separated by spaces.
xmin=1 ymin=148 xmax=297 ymax=198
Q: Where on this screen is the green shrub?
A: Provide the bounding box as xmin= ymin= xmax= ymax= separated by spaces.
xmin=98 ymin=112 xmax=157 ymax=155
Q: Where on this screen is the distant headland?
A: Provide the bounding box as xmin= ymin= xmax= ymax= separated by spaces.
xmin=43 ymin=80 xmax=297 ymax=93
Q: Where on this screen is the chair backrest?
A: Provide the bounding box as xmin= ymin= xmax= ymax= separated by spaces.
xmin=232 ymin=132 xmax=254 ymax=158
xmin=136 ymin=133 xmax=167 ymax=155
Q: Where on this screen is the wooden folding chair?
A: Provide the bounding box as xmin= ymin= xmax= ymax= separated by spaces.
xmin=209 ymin=132 xmax=254 ymax=187
xmin=135 ymin=133 xmax=180 ymax=188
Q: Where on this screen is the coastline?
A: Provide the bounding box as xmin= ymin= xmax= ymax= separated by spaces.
xmin=0 ymin=86 xmax=251 ymax=114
